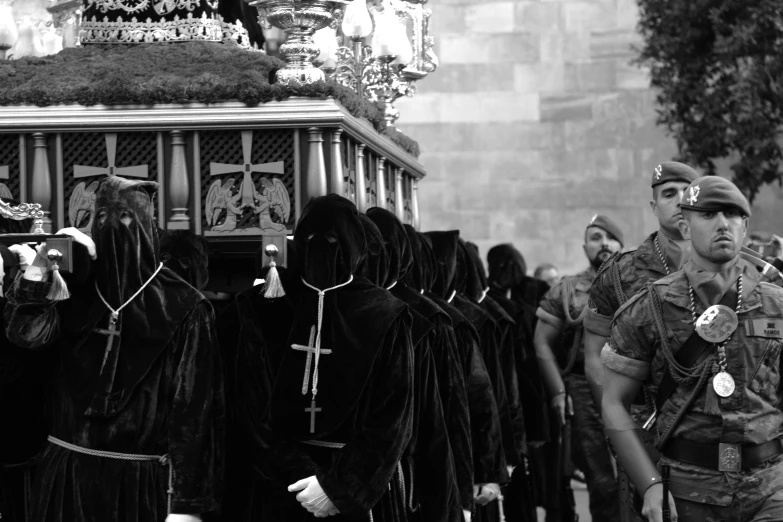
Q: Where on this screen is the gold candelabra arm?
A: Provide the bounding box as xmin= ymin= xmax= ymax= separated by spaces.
xmin=0 ymin=200 xmax=46 ymax=234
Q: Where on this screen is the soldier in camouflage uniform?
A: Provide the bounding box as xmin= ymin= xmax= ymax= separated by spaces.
xmin=584 ymin=161 xmax=699 ymax=409
xmin=583 ymin=162 xmax=699 ymax=519
xmin=534 ymin=215 xmax=624 ymax=521
xmin=603 ymin=176 xmax=783 ymax=522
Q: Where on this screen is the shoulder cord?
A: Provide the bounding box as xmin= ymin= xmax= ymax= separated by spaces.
xmin=647 ymin=283 xmax=713 ymax=385
xmin=560 ymin=278 xmax=587 ymax=377
xmin=611 ymin=261 xmax=628 ymax=306
xmin=646 ymin=283 xmax=715 ymax=450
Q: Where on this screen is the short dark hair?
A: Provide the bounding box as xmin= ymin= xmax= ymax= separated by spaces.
xmin=534 ymin=263 xmax=557 ymax=279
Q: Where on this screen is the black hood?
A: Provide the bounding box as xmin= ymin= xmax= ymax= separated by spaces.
xmin=424 ymin=230 xmax=460 ymax=299
xmin=159 ymin=229 xmax=210 ymax=291
xmin=366 ymin=207 xmax=412 ymax=288
xmin=357 ymin=213 xmax=389 ymax=287
xmin=294 ymin=194 xmax=366 ymax=289
xmin=487 ymin=243 xmax=526 ymax=290
xmin=467 ymin=241 xmax=489 ymax=299
xmin=92 ymin=176 xmax=161 ymax=308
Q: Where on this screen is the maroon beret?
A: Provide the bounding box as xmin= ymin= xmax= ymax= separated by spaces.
xmin=679 ymin=176 xmax=751 ymax=217
xmin=587 ymin=214 xmax=624 ymax=247
xmin=651 ymin=161 xmax=700 ymax=188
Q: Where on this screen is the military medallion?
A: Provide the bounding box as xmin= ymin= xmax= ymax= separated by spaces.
xmin=696 ymin=305 xmax=739 ymax=343
xmin=713 ymin=371 xmax=735 ymax=398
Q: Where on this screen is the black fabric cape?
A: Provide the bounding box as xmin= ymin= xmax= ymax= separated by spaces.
xmin=239 ymin=195 xmax=414 ymax=522
xmin=420 ymin=232 xmax=507 ymax=489
xmin=465 ymin=242 xmax=526 ymax=465
xmin=367 ymin=208 xmax=464 ymax=521
xmin=3 ymin=177 xmax=225 ymax=522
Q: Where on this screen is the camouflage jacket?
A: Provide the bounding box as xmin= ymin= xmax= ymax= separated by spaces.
xmin=584 ymin=232 xmax=668 ymax=337
xmin=604 ymin=258 xmax=783 ymax=445
xmin=604 ymin=258 xmax=783 ymax=504
xmin=536 ymin=267 xmax=596 ymax=373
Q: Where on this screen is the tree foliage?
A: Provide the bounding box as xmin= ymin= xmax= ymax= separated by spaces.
xmin=635 ymin=0 xmax=783 ymax=202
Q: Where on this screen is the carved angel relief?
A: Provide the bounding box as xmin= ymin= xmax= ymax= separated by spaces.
xmin=205 ymin=176 xmax=290 ymax=235
xmin=205 ymin=130 xmax=290 ymax=237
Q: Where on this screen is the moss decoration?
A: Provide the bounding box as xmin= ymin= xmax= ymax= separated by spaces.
xmin=0 ymin=42 xmax=420 ymax=158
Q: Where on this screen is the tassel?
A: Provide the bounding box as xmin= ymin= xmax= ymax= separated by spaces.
xmin=704 ymin=376 xmax=722 ymax=415
xmin=46 ymin=249 xmax=70 ymax=301
xmin=262 ymin=244 xmax=285 ymax=299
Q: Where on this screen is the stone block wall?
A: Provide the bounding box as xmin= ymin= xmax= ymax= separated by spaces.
xmin=397 ymin=0 xmax=680 ymax=275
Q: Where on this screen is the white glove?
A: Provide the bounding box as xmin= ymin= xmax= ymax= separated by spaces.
xmin=55 ymin=227 xmax=97 ymax=260
xmin=474 ymin=483 xmax=501 ymax=506
xmin=289 ymin=476 xmax=339 ymax=517
xmin=463 ymin=509 xmax=472 ymax=522
xmin=164 ymin=515 xmax=201 ymax=522
xmin=8 ymin=244 xmax=37 ymax=270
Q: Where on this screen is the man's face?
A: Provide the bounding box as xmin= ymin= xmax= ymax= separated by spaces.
xmin=583 ymin=226 xmax=622 ymax=269
xmin=651 ymin=181 xmax=691 ymax=236
xmin=679 ymin=209 xmax=747 ymax=265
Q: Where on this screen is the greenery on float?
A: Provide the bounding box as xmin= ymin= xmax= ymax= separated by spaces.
xmin=0 ymin=41 xmax=420 ymax=158
xmin=635 ymin=0 xmax=783 ymax=201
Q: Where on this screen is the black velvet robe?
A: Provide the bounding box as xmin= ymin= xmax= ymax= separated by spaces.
xmin=246 ymin=196 xmax=414 ymax=522
xmin=366 ymin=209 xmax=465 ymax=521
xmin=3 ymin=178 xmax=225 ymax=522
xmin=420 ymin=232 xmax=507 ymax=490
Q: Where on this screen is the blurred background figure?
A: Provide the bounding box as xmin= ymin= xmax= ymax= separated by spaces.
xmin=534 ymin=264 xmax=560 ymax=288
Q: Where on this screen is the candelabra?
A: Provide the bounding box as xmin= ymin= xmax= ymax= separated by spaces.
xmin=321 ymin=0 xmax=438 ymax=127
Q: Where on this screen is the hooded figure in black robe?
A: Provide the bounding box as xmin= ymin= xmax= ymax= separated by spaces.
xmin=400 ymin=225 xmax=474 ymax=517
xmin=365 ymin=208 xmax=463 ymax=522
xmin=420 ymin=231 xmax=507 ymax=519
xmin=260 ymin=195 xmax=413 ymax=522
xmin=3 ymin=177 xmax=225 ymax=522
xmin=486 ymin=244 xmax=549 ymax=313
xmin=467 ymin=243 xmax=538 ymax=522
xmin=1 ymin=206 xmax=51 ymax=522
xmin=159 ymin=230 xmax=210 ymax=291
xmin=446 ymin=238 xmax=511 ymax=522
xmin=215 ymin=242 xmax=303 ymax=522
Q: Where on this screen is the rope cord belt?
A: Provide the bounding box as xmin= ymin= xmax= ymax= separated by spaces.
xmin=47 ymin=435 xmax=174 ymax=514
xmin=300 ymin=440 xmax=346 ymax=449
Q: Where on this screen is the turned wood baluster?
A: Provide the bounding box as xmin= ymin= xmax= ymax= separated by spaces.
xmin=412 ymin=179 xmax=421 ymax=229
xmin=355 ymin=144 xmax=367 ymax=213
xmin=306 ymin=127 xmax=328 ymax=201
xmin=394 ymin=167 xmax=405 ymax=221
xmin=376 ymin=156 xmax=387 ymax=210
xmin=31 ymin=133 xmax=52 ymax=232
xmin=168 ymin=130 xmax=190 ymax=229
xmin=329 ymin=129 xmax=344 ymax=197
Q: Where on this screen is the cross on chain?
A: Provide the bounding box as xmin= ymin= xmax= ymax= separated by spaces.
xmin=291 ymin=325 xmax=332 ymax=433
xmin=95 ymin=312 xmax=120 ymax=373
xmin=209 ymin=130 xmax=284 ymax=208
xmin=74 ymin=133 xmax=149 ymax=180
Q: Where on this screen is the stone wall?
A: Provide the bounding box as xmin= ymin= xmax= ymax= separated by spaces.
xmin=396 ymin=0 xmax=781 ymax=276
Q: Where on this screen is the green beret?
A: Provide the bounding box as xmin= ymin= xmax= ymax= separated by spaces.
xmin=587 ymin=214 xmax=624 ymax=247
xmin=679 ymin=176 xmax=751 ymax=218
xmin=651 ymin=161 xmax=699 ymax=188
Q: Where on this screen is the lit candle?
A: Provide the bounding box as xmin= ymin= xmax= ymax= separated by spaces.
xmin=0 ymin=3 xmax=18 ymax=59
xmin=341 ymin=0 xmax=373 ymax=40
xmin=42 ymin=27 xmax=63 ymax=55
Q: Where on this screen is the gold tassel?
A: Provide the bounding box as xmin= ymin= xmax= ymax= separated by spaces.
xmin=46 ymin=249 xmax=71 ymax=301
xmin=703 ymin=375 xmax=722 ymax=415
xmin=262 ymin=244 xmax=285 ymax=299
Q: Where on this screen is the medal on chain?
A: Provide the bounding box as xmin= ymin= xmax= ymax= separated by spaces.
xmin=688 ymin=274 xmax=743 ymax=398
